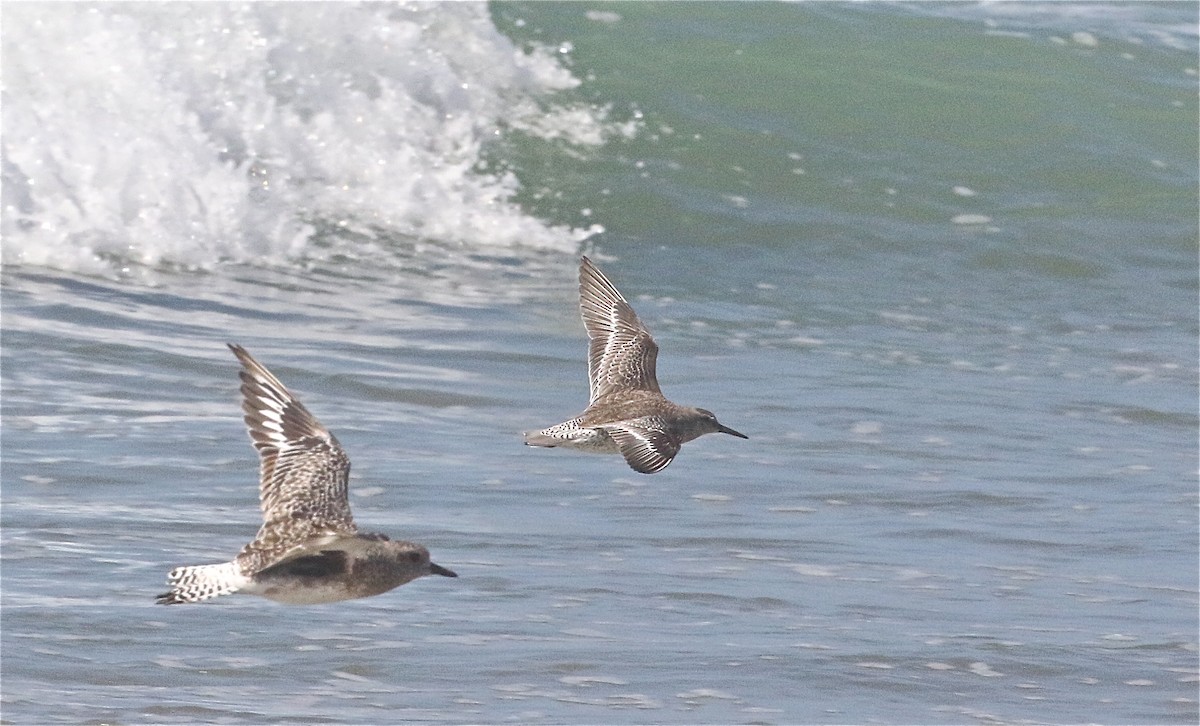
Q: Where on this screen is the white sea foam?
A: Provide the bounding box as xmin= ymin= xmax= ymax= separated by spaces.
xmin=2 ymin=3 xmax=623 ymax=276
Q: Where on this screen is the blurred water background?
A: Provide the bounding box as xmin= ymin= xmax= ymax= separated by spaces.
xmin=2 ymin=3 xmax=1197 ymax=723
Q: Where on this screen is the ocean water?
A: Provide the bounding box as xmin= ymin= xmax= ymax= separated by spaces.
xmin=2 ymin=2 xmax=1197 ymax=724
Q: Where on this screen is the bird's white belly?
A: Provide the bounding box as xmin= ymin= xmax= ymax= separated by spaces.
xmin=241 ymin=578 xmax=361 ymax=605
xmin=555 ymin=427 xmax=621 ymax=453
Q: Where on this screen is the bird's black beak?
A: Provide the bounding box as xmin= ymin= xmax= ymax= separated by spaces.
xmin=718 ymin=423 xmax=748 ymax=439
xmin=430 ymin=562 xmax=458 ymax=578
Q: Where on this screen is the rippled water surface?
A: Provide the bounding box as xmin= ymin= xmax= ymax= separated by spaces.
xmin=3 ymin=3 xmax=1197 ymax=724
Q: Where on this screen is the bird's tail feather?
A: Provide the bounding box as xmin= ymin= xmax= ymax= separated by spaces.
xmin=522 ymin=430 xmax=561 ymax=448
xmin=156 ymin=561 xmax=248 ymax=605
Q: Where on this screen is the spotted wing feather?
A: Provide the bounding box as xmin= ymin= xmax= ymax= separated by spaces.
xmin=227 ymin=345 xmax=356 ymax=569
xmin=605 ymin=422 xmax=680 ymax=474
xmin=579 ymin=256 xmax=661 ymax=404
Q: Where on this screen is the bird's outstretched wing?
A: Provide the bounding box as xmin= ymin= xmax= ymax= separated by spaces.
xmin=579 ymin=256 xmax=661 ymax=404
xmin=605 ymin=420 xmax=680 ymax=474
xmin=227 ymin=345 xmax=356 ymax=566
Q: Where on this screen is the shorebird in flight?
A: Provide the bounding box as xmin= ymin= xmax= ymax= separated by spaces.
xmin=157 ymin=344 xmax=456 ymax=605
xmin=524 ymin=256 xmax=747 ymax=474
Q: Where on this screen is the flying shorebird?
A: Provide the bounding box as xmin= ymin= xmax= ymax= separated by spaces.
xmin=156 ymin=344 xmax=456 ymax=605
xmin=523 ymin=256 xmax=747 ymax=474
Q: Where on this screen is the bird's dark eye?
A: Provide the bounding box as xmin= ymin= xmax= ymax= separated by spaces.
xmin=407 ymin=551 xmax=420 ymax=563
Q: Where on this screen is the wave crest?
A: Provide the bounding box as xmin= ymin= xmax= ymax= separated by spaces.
xmin=2 ymin=3 xmax=620 ymax=275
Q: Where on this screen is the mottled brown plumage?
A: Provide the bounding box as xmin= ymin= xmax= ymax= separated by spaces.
xmin=524 ymin=256 xmax=747 ymax=474
xmin=156 ymin=345 xmax=455 ymax=605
